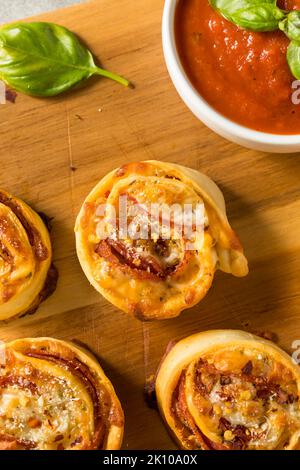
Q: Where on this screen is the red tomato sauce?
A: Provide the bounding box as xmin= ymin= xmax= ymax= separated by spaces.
xmin=175 ymin=0 xmax=300 ymax=134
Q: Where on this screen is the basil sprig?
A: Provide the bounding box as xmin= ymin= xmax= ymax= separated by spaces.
xmin=209 ymin=1 xmax=300 ymax=83
xmin=209 ymin=0 xmax=285 ymax=32
xmin=0 ymin=22 xmax=130 ymax=97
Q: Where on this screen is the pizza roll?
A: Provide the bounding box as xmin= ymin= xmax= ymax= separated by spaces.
xmin=0 ymin=190 xmax=57 ymax=322
xmin=0 ymin=338 xmax=124 ymax=450
xmin=155 ymin=330 xmax=300 ymax=450
xmin=75 ymin=161 xmax=248 ymax=321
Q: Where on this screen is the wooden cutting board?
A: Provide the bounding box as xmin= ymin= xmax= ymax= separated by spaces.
xmin=0 ymin=0 xmax=300 ymax=450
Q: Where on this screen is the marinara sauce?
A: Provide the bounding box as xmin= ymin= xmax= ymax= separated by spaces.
xmin=175 ymin=0 xmax=300 ymax=134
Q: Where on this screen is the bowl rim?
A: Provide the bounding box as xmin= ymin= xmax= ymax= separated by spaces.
xmin=162 ymin=0 xmax=300 ymax=146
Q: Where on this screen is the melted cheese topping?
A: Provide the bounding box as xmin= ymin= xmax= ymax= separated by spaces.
xmin=0 ymin=383 xmax=91 ymax=449
xmin=0 ymin=357 xmax=94 ymax=450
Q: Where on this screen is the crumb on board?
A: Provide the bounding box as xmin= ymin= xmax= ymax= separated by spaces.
xmin=144 ymin=374 xmax=157 ymax=410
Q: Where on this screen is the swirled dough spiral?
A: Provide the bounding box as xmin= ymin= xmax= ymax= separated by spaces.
xmin=0 ymin=190 xmax=57 ymax=322
xmin=0 ymin=338 xmax=124 ymax=450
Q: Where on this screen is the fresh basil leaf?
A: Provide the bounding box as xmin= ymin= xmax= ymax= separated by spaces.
xmin=286 ymin=40 xmax=300 ymax=81
xmin=0 ymin=22 xmax=130 ymax=97
xmin=209 ymin=0 xmax=285 ymax=32
xmin=279 ymin=11 xmax=300 ymax=42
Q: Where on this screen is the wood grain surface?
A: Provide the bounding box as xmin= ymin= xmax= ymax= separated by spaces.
xmin=0 ymin=0 xmax=300 ymax=450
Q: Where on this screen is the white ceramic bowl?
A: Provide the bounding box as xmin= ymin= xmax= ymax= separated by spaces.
xmin=162 ymin=0 xmax=300 ymax=153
